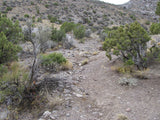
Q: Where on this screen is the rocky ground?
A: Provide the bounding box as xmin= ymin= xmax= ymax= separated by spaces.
xmin=14 ymin=33 xmax=160 ymax=120
xmin=0 ymin=0 xmax=160 ymax=120
xmin=0 ymin=0 xmax=153 ymax=30
xmin=123 ymin=0 xmax=159 ymax=22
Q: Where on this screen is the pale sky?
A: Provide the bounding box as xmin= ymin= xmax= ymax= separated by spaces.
xmin=99 ymin=0 xmax=130 ymax=5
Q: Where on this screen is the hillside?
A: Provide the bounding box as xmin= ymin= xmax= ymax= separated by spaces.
xmin=123 ymin=0 xmax=159 ymax=21
xmin=0 ymin=0 xmax=160 ymax=120
xmin=0 ymin=0 xmax=151 ymax=29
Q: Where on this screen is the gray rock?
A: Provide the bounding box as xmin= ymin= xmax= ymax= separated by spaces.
xmin=0 ymin=108 xmax=10 ymax=120
xmin=63 ymin=34 xmax=75 ymax=49
xmin=41 ymin=111 xmax=52 ymax=119
xmin=85 ymin=29 xmax=92 ymax=37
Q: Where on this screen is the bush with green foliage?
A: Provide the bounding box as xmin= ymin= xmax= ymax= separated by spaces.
xmin=47 ymin=15 xmax=62 ymax=24
xmin=48 ymin=15 xmax=57 ymax=23
xmin=60 ymin=22 xmax=75 ymax=33
xmin=0 ymin=13 xmax=23 ymax=44
xmin=37 ymin=17 xmax=42 ymax=22
xmin=53 ymin=2 xmax=59 ymax=6
xmin=150 ymin=1 xmax=160 ymax=35
xmin=6 ymin=7 xmax=12 ymax=12
xmin=24 ymin=14 xmax=30 ymax=18
xmin=150 ymin=23 xmax=160 ymax=35
xmin=103 ymin=21 xmax=151 ymax=69
xmin=129 ymin=14 xmax=136 ymax=21
xmin=31 ymin=1 xmax=34 ymax=5
xmin=41 ymin=53 xmax=67 ymax=66
xmin=73 ymin=24 xmax=86 ymax=39
xmin=45 ymin=4 xmax=49 ymax=8
xmin=40 ymin=53 xmax=67 ymax=72
xmin=156 ymin=1 xmax=160 ymax=16
xmin=51 ymin=27 xmax=66 ymax=42
xmin=0 ymin=32 xmax=21 ymax=64
xmin=145 ymin=21 xmax=150 ymax=25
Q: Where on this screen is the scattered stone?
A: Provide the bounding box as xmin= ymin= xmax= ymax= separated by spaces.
xmin=66 ymin=113 xmax=70 ymax=117
xmin=42 ymin=111 xmax=52 ymax=118
xmin=50 ymin=115 xmax=56 ymax=120
xmin=0 ymin=108 xmax=10 ymax=120
xmin=126 ymin=108 xmax=131 ymax=112
xmin=74 ymin=93 xmax=83 ymax=98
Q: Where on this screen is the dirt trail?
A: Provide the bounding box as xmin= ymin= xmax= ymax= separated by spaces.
xmin=77 ymin=51 xmax=160 ymax=120
xmin=56 ymin=34 xmax=160 ymax=120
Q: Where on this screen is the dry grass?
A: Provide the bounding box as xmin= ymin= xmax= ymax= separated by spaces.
xmin=133 ymin=69 xmax=149 ymax=79
xmin=62 ymin=60 xmax=73 ymax=70
xmin=111 ymin=65 xmax=134 ymax=74
xmin=81 ymin=59 xmax=89 ymax=66
xmin=92 ymin=51 xmax=99 ymax=55
xmin=117 ymin=114 xmax=129 ymax=120
xmin=46 ymin=93 xmax=63 ymax=109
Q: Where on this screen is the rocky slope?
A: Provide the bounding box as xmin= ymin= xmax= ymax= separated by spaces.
xmin=123 ymin=0 xmax=159 ymax=22
xmin=0 ymin=0 xmax=149 ymax=30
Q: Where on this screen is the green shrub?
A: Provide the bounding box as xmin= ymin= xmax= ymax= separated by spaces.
xmin=103 ymin=21 xmax=151 ymax=69
xmin=0 ymin=32 xmax=21 ymax=64
xmin=32 ymin=16 xmax=35 ymax=22
xmin=48 ymin=15 xmax=57 ymax=23
xmin=31 ymin=1 xmax=34 ymax=5
xmin=156 ymin=1 xmax=160 ymax=16
xmin=93 ymin=10 xmax=96 ymax=14
xmin=73 ymin=24 xmax=86 ymax=39
xmin=103 ymin=14 xmax=108 ymax=20
xmin=83 ymin=18 xmax=91 ymax=24
xmin=36 ymin=6 xmax=40 ymax=14
xmin=129 ymin=14 xmax=136 ymax=21
xmin=60 ymin=22 xmax=75 ymax=33
xmin=145 ymin=21 xmax=150 ymax=25
xmin=64 ymin=7 xmax=68 ymax=11
xmin=150 ymin=23 xmax=160 ymax=35
xmin=41 ymin=53 xmax=66 ymax=66
xmin=0 ymin=13 xmax=23 ymax=44
xmin=6 ymin=7 xmax=12 ymax=11
xmin=53 ymin=2 xmax=59 ymax=6
xmin=51 ymin=27 xmax=66 ymax=42
xmin=24 ymin=14 xmax=30 ymax=18
xmin=37 ymin=17 xmax=42 ymax=22
xmin=45 ymin=4 xmax=49 ymax=8
xmin=110 ymin=21 xmax=113 ymax=24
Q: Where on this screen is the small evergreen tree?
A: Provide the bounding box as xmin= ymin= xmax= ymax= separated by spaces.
xmin=73 ymin=24 xmax=85 ymax=39
xmin=60 ymin=22 xmax=75 ymax=33
xmin=0 ymin=13 xmax=23 ymax=44
xmin=103 ymin=22 xmax=151 ymax=69
xmin=0 ymin=32 xmax=21 ymax=64
xmin=51 ymin=27 xmax=66 ymax=42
